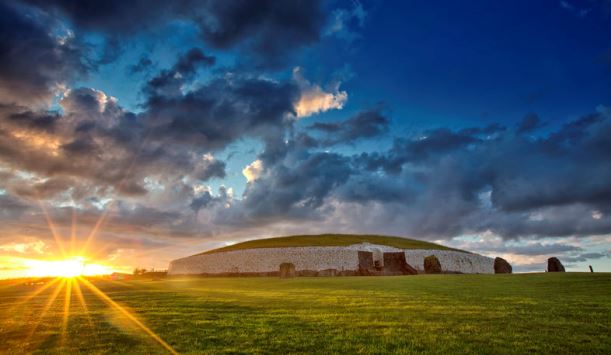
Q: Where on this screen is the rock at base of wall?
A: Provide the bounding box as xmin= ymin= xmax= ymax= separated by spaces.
xmin=298 ymin=270 xmax=318 ymax=277
xmin=424 ymin=255 xmax=442 ymax=274
xmin=279 ymin=263 xmax=296 ymax=278
xmin=494 ymin=257 xmax=512 ymax=274
xmin=547 ymin=257 xmax=565 ymax=272
xmin=383 ymin=252 xmax=418 ymax=275
xmin=318 ymin=269 xmax=338 ymax=277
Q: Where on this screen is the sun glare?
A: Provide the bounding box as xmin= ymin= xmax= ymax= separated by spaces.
xmin=24 ymin=257 xmax=113 ymax=278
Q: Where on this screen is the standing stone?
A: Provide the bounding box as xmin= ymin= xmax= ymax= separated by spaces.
xmin=357 ymin=251 xmax=374 ymax=275
xmin=279 ymin=263 xmax=296 ymax=278
xmin=424 ymin=255 xmax=442 ymax=274
xmin=493 ymin=257 xmax=512 ymax=274
xmin=547 ymin=257 xmax=565 ymax=272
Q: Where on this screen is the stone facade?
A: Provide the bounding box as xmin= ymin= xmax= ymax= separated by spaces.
xmin=168 ymin=243 xmax=495 ymax=275
xmin=168 ymin=246 xmax=361 ymax=275
xmin=404 ymin=249 xmax=494 ymax=274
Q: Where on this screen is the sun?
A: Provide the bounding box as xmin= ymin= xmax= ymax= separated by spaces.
xmin=24 ymin=256 xmax=113 ymax=278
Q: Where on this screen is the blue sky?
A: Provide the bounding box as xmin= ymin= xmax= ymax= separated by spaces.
xmin=0 ymin=0 xmax=610 ymax=276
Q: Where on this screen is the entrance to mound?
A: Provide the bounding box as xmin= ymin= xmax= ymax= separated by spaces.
xmin=358 ymin=251 xmax=417 ymax=275
xmin=358 ymin=251 xmax=374 ymax=274
xmin=383 ymin=252 xmax=418 ymax=275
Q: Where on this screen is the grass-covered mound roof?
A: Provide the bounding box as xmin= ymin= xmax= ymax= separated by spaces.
xmin=199 ymin=234 xmax=466 ymax=255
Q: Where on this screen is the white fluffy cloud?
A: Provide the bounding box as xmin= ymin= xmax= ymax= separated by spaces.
xmin=293 ymin=67 xmax=347 ymax=118
xmin=242 ymin=159 xmax=264 ymax=182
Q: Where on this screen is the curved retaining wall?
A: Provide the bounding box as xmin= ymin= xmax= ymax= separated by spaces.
xmin=168 ymin=247 xmax=360 ymax=275
xmin=168 ymin=244 xmax=494 ymax=275
xmin=404 ymin=250 xmax=493 ymax=274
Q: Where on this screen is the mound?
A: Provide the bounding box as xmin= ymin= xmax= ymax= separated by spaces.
xmin=169 ymin=234 xmax=494 ymax=276
xmin=198 ymin=234 xmax=466 ymax=255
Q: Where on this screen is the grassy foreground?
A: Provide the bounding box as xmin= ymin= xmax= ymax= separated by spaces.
xmin=201 ymin=234 xmax=465 ymax=254
xmin=0 ymin=273 xmax=609 ymax=354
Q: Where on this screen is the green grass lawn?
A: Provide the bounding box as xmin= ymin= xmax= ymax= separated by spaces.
xmin=200 ymin=234 xmax=465 ymax=255
xmin=0 ymin=273 xmax=609 ymax=354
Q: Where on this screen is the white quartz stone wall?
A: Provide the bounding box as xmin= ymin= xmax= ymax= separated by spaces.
xmin=168 ymin=243 xmax=495 ymax=275
xmin=168 ymin=247 xmax=361 ymax=275
xmin=404 ymin=249 xmax=494 ymax=274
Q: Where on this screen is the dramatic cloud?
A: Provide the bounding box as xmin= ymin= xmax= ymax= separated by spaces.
xmin=204 ymin=107 xmax=611 ymax=243
xmin=293 ymin=67 xmax=348 ymax=118
xmin=242 ymin=160 xmax=264 ymax=183
xmin=24 ymin=0 xmax=328 ymax=66
xmin=144 ymin=48 xmax=215 ymax=97
xmin=309 ymin=108 xmax=389 ymax=145
xmin=1 ymin=0 xmax=609 ymax=274
xmin=144 ymin=75 xmax=298 ymax=148
xmin=0 ymin=2 xmax=88 ymax=106
xmin=195 ymin=0 xmax=326 ymax=66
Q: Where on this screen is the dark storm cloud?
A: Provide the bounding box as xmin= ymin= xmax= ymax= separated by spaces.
xmin=489 ymin=243 xmax=582 ymax=256
xmin=308 ymin=108 xmax=390 ymax=145
xmin=0 ymin=194 xmax=28 ymax=219
xmin=144 ymin=48 xmax=215 ymax=97
xmin=218 ymin=152 xmax=353 ymax=224
xmin=353 ymin=126 xmax=487 ymax=174
xmin=194 ymin=159 xmax=226 ymax=181
xmin=0 ymin=2 xmax=88 ymax=106
xmin=10 ymin=177 xmax=80 ymax=200
xmin=490 ymin=115 xmax=611 ymax=212
xmin=0 ymin=103 xmax=60 ymax=132
xmin=144 ymin=76 xmax=298 ymax=148
xmin=213 ymin=108 xmax=611 ymax=241
xmin=0 ymin=83 xmax=230 ymax=203
xmin=128 ymin=57 xmax=154 ymax=75
xmin=174 ymin=48 xmax=215 ymax=73
xmin=21 ymin=0 xmax=173 ymax=34
xmin=195 ymin=0 xmax=326 ymax=66
xmin=564 ymin=252 xmax=609 ymax=263
xmin=23 ymin=0 xmax=327 ymax=66
xmin=190 ymin=186 xmax=232 ymax=212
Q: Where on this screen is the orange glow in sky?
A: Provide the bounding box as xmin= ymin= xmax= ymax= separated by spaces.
xmin=22 ymin=256 xmax=115 ymax=278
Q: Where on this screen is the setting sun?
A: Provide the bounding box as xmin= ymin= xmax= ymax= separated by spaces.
xmin=24 ymin=257 xmax=113 ymax=278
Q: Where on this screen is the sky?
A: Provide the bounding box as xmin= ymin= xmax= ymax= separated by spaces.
xmin=0 ymin=0 xmax=610 ymax=278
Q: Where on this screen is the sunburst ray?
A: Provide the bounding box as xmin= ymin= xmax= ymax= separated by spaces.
xmin=38 ymin=201 xmax=67 ymax=258
xmin=26 ymin=278 xmax=65 ymax=345
xmin=61 ymin=278 xmax=73 ymax=346
xmin=79 ymin=204 xmax=113 ymax=256
xmin=72 ymin=278 xmax=95 ymax=330
xmin=7 ymin=277 xmax=62 ymax=314
xmin=78 ymin=277 xmax=177 ymax=354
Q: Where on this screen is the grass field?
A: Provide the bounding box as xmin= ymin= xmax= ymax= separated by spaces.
xmin=200 ymin=234 xmax=465 ymax=255
xmin=0 ymin=273 xmax=609 ymax=354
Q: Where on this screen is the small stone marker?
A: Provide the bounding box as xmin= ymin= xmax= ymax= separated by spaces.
xmin=493 ymin=257 xmax=512 ymax=274
xmin=547 ymin=257 xmax=565 ymax=272
xmin=279 ymin=262 xmax=296 ymax=278
xmin=589 ymin=265 xmax=594 ymax=273
xmin=424 ymin=255 xmax=442 ymax=274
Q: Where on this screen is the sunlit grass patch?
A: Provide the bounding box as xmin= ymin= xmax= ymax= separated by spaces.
xmin=0 ymin=273 xmax=609 ymax=353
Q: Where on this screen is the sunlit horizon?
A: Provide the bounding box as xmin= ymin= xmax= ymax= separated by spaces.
xmin=21 ymin=256 xmax=116 ymax=278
